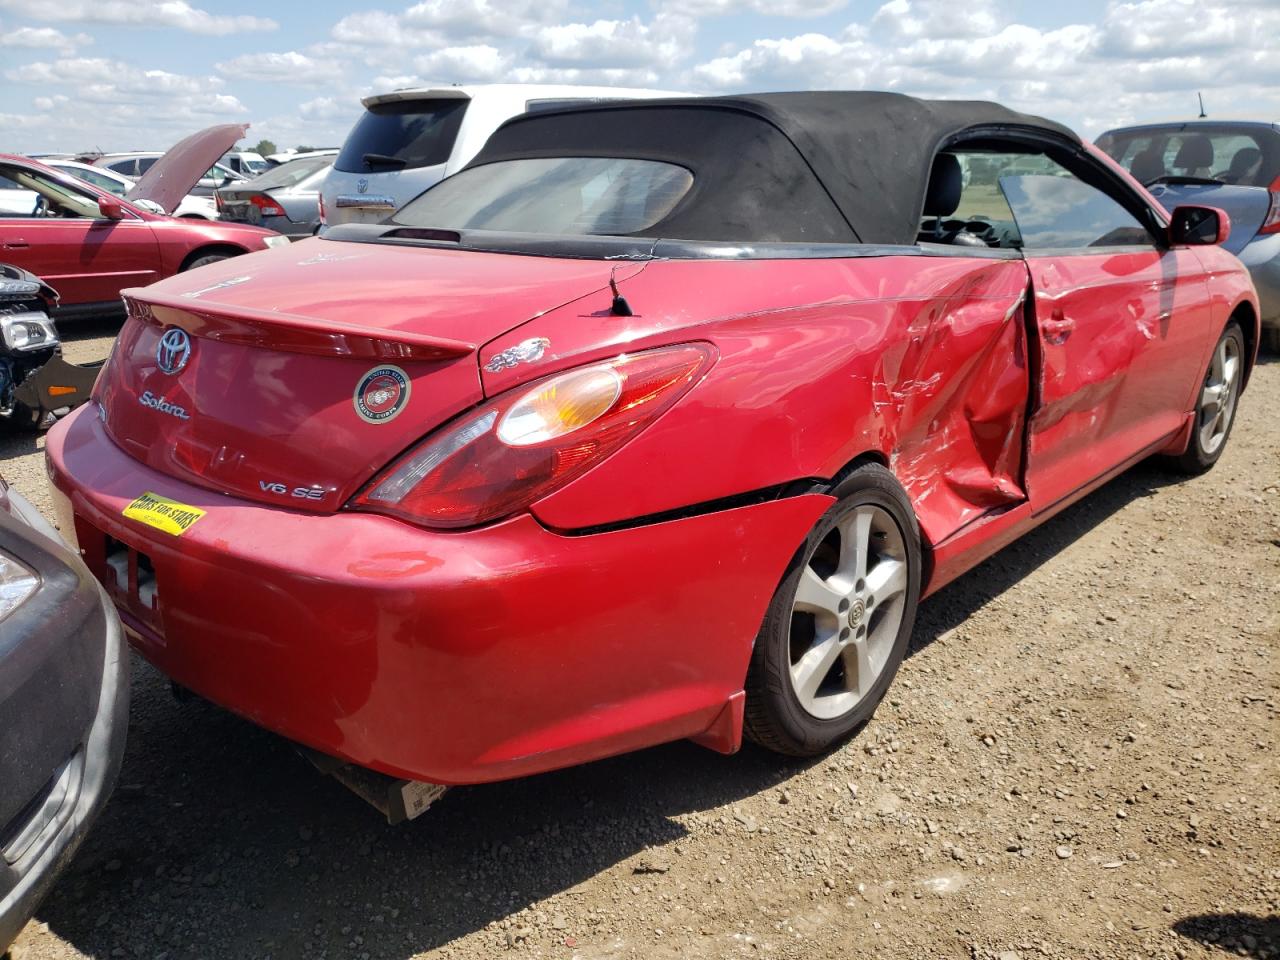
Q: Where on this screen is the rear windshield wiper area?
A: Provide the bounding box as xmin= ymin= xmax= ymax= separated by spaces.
xmin=1143 ymin=175 xmax=1224 ymax=187
xmin=362 ymin=153 xmax=407 ymax=170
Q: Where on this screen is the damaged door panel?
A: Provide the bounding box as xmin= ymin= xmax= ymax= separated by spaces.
xmin=883 ymin=272 xmax=1031 ymax=545
xmin=1023 ymin=249 xmax=1211 ymax=510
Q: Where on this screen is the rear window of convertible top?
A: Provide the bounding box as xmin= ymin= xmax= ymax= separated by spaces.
xmin=391 ymin=157 xmax=694 ymax=237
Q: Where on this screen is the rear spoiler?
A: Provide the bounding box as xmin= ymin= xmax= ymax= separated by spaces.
xmin=362 ymin=88 xmax=471 ymax=108
xmin=122 ymin=290 xmax=474 ymax=362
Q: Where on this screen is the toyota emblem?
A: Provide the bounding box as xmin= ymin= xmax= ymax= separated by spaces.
xmin=156 ymin=328 xmax=192 ymax=375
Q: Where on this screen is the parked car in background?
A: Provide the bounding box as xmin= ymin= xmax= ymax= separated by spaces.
xmin=94 ymin=153 xmax=246 ymax=198
xmin=220 ymin=151 xmax=269 ymax=178
xmin=0 ymin=264 xmax=99 ymax=428
xmin=1097 ymin=120 xmax=1280 ymax=350
xmin=320 ymin=83 xmax=691 ymax=228
xmin=0 ymin=173 xmax=36 ymax=216
xmin=0 ymin=126 xmax=288 ymax=319
xmin=216 ymin=152 xmax=335 ymax=239
xmin=0 ymin=472 xmax=127 ymax=955
xmin=48 ymin=93 xmax=1258 ymax=796
xmin=44 ymin=158 xmax=218 ymax=221
xmin=265 ymin=148 xmax=340 ymax=168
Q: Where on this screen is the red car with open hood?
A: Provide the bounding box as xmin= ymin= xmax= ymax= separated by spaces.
xmin=1 ymin=124 xmax=289 ymax=320
xmin=46 ymin=93 xmax=1259 ymax=791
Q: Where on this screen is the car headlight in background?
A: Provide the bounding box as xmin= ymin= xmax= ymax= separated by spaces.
xmin=262 ymin=235 xmax=291 ymax=249
xmin=0 ymin=311 xmax=60 ymax=352
xmin=0 ymin=551 xmax=38 ymax=621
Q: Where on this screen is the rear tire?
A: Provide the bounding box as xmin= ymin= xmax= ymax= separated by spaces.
xmin=1168 ymin=321 xmax=1244 ymax=475
xmin=744 ymin=463 xmax=922 ymax=757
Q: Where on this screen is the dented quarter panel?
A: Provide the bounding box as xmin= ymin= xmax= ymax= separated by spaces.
xmin=520 ymin=255 xmax=1033 ymax=549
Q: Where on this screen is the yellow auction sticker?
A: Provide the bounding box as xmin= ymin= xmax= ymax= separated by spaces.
xmin=122 ymin=492 xmax=206 ymax=537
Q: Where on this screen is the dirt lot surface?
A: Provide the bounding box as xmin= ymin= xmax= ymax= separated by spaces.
xmin=3 ymin=321 xmax=1278 ymax=960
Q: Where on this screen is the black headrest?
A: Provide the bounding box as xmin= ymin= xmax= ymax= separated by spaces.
xmin=1129 ymin=148 xmax=1166 ymax=183
xmin=923 ymin=154 xmax=962 ymax=218
xmin=1174 ymin=135 xmax=1213 ymax=169
xmin=1228 ymin=146 xmax=1262 ymax=176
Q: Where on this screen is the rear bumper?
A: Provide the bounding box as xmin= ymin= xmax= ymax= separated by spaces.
xmin=1239 ymin=234 xmax=1280 ymax=326
xmin=46 ymin=406 xmax=828 ymax=785
xmin=0 ymin=490 xmax=128 ymax=953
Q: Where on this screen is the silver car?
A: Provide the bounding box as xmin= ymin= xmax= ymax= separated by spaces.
xmin=215 ymin=153 xmax=335 ymax=240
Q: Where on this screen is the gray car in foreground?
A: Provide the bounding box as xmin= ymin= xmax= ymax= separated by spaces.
xmin=1097 ymin=120 xmax=1280 ymax=350
xmin=215 ymin=153 xmax=335 ymax=240
xmin=0 ymin=478 xmax=128 ymax=953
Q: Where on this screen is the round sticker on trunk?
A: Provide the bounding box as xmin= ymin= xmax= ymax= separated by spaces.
xmin=354 ymin=365 xmax=411 ymax=424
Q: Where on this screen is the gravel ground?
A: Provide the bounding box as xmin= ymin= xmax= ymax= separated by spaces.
xmin=3 ymin=321 xmax=1277 ymax=960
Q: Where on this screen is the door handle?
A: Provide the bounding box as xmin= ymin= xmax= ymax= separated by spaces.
xmin=1043 ymin=310 xmax=1074 ymax=344
xmin=2 ymin=238 xmax=29 ymax=249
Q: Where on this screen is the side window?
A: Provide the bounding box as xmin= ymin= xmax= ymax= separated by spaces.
xmin=135 ymin=157 xmax=158 ymax=175
xmin=932 ymin=149 xmax=1153 ymax=251
xmin=106 ymin=159 xmax=136 ymax=177
xmin=1000 ymin=173 xmax=1152 ymax=249
xmin=0 ymin=167 xmax=104 ymax=219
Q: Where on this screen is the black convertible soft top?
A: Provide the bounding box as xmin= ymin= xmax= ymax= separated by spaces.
xmin=462 ymin=91 xmax=1081 ymax=245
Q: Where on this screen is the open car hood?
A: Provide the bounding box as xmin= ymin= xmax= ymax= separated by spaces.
xmin=125 ymin=123 xmax=249 ymax=215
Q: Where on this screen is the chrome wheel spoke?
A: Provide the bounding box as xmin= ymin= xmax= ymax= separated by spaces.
xmin=836 ymin=505 xmax=874 ymax=585
xmin=866 ymin=558 xmax=907 ymax=608
xmin=846 ymin=635 xmax=875 ymax=698
xmin=791 ymin=630 xmax=843 ymax=703
xmin=794 ymin=566 xmax=846 ymax=619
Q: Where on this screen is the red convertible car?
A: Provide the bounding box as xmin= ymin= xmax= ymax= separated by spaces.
xmin=47 ymin=94 xmax=1258 ymax=789
xmin=0 ymin=125 xmax=289 ymax=320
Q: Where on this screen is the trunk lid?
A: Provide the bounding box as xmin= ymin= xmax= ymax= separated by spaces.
xmin=1147 ymin=181 xmax=1270 ymax=254
xmin=94 ymin=238 xmax=628 ymax=511
xmin=127 ymin=123 xmax=250 ymax=215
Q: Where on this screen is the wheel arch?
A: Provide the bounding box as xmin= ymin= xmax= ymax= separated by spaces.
xmin=1229 ymin=299 xmax=1259 ymax=390
xmin=178 ymin=243 xmax=248 ymax=272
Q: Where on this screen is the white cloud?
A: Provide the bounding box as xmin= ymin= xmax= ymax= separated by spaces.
xmin=658 ymin=0 xmax=848 ymax=14
xmin=0 ymin=0 xmax=276 ymax=35
xmin=413 ymin=45 xmax=510 ymax=82
xmin=402 ymin=0 xmax=570 ymax=36
xmin=330 ymin=10 xmax=443 ymax=49
xmin=0 ymin=25 xmax=92 ymax=54
xmin=530 ymin=16 xmax=692 ymax=70
xmin=216 ymin=51 xmax=332 ymax=86
xmin=695 ymin=31 xmax=869 ymax=89
xmin=298 ymin=96 xmax=357 ymax=122
xmin=9 ymin=57 xmax=219 ymax=99
xmin=2 ymin=0 xmax=1279 ymax=152
xmin=872 ymin=0 xmax=1003 ymax=39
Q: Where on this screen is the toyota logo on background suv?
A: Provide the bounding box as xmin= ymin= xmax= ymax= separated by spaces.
xmin=156 ymin=328 xmax=192 ymax=375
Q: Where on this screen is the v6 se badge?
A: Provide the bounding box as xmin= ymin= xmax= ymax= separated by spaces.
xmin=259 ymin=481 xmax=326 ymax=502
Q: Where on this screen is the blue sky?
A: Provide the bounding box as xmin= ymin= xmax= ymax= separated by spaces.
xmin=2 ymin=0 xmax=1276 ymax=154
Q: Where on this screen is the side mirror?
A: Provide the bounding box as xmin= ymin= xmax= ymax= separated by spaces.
xmin=97 ymin=196 xmax=126 ymax=220
xmin=1170 ymin=205 xmax=1230 ymax=246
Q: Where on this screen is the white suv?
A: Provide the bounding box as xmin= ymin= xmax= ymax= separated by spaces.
xmin=320 ymin=83 xmax=688 ymax=229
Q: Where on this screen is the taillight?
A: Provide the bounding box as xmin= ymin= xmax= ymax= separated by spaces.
xmin=214 ymin=192 xmax=224 ymax=211
xmin=1261 ymin=173 xmax=1280 ymax=235
xmin=249 ymin=193 xmax=286 ymax=218
xmin=351 ymin=343 xmax=715 ymax=529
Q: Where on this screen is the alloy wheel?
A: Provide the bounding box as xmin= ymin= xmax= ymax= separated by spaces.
xmin=1198 ymin=333 xmax=1241 ymax=456
xmin=788 ymin=503 xmax=909 ymax=720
